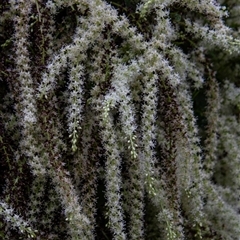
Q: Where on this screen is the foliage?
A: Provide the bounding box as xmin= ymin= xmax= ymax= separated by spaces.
xmin=0 ymin=0 xmax=240 ymax=239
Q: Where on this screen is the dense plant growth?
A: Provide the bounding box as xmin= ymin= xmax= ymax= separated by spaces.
xmin=1 ymin=0 xmax=240 ymax=239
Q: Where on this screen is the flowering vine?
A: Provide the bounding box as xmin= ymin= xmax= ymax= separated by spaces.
xmin=0 ymin=0 xmax=240 ymax=239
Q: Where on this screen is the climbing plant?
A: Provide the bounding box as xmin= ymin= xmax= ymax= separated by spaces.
xmin=0 ymin=0 xmax=240 ymax=239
